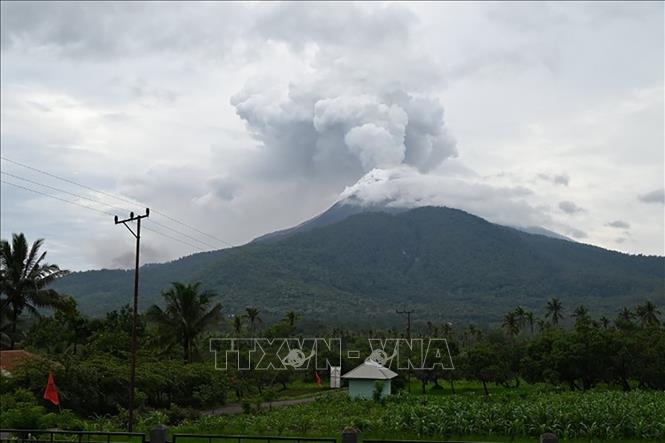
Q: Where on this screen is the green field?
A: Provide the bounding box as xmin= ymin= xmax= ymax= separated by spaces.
xmin=156 ymin=385 xmax=665 ymax=442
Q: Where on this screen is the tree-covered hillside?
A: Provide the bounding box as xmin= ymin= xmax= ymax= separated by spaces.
xmin=51 ymin=207 xmax=664 ymax=325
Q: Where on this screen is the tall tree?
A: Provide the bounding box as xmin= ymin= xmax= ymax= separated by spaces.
xmin=616 ymin=307 xmax=635 ymax=326
xmin=514 ymin=306 xmax=526 ymax=328
xmin=146 ymin=282 xmax=222 ymax=363
xmin=572 ymin=305 xmax=591 ymax=328
xmin=635 ymin=301 xmax=661 ymax=327
xmin=545 ymin=297 xmax=564 ymax=326
xmin=232 ymin=315 xmax=243 ymax=335
xmin=502 ymin=312 xmax=520 ymax=338
xmin=284 ymin=310 xmax=298 ymax=328
xmin=244 ymin=307 xmax=262 ymax=337
xmin=524 ymin=311 xmax=535 ymax=334
xmin=0 ymin=233 xmax=69 ymax=348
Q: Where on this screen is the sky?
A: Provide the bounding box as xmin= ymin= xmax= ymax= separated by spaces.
xmin=1 ymin=1 xmax=663 ymax=271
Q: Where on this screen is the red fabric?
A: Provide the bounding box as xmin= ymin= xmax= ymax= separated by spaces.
xmin=43 ymin=372 xmax=60 ymax=406
xmin=314 ymin=371 xmax=321 ymax=385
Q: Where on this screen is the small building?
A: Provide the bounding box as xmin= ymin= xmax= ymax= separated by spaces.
xmin=0 ymin=350 xmax=43 ymax=376
xmin=342 ymin=359 xmax=398 ymax=399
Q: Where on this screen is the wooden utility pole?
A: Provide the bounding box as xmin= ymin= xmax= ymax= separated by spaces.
xmin=396 ymin=309 xmax=414 ymax=393
xmin=114 ymin=209 xmax=149 ymax=432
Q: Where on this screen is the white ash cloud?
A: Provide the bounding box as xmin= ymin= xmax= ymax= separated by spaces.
xmin=339 ymin=166 xmax=547 ymax=228
xmin=231 ymin=3 xmax=455 ymax=188
xmin=231 ymin=88 xmax=457 ymax=182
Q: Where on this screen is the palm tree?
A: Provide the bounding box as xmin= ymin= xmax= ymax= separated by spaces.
xmin=524 ymin=311 xmax=535 ymax=334
xmin=635 ymin=301 xmax=661 ymax=327
xmin=502 ymin=312 xmax=520 ymax=338
xmin=244 ymin=307 xmax=262 ymax=337
xmin=545 ymin=297 xmax=564 ymax=326
xmin=599 ymin=316 xmax=610 ymax=329
xmin=232 ymin=315 xmax=243 ymax=334
xmin=514 ymin=306 xmax=526 ymax=327
xmin=284 ymin=311 xmax=298 ymax=328
xmin=572 ymin=305 xmax=590 ymax=327
xmin=146 ymin=282 xmax=222 ymax=363
xmin=617 ymin=307 xmax=634 ymax=323
xmin=1 ymin=233 xmax=69 ymax=348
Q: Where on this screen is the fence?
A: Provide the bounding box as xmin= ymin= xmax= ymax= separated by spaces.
xmin=172 ymin=435 xmax=336 ymax=443
xmin=0 ymin=430 xmax=557 ymax=443
xmin=0 ymin=430 xmax=145 ymax=443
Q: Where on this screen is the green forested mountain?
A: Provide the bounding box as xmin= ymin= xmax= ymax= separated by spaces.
xmin=51 ymin=206 xmax=664 ymax=326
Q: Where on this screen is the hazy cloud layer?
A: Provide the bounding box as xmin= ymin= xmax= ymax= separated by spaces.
xmin=1 ymin=2 xmax=663 ymax=270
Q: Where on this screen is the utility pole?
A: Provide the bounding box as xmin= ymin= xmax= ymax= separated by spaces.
xmin=114 ymin=208 xmax=149 ymax=432
xmin=396 ymin=309 xmax=414 ymax=393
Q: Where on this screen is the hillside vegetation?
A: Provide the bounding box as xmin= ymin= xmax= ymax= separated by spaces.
xmin=52 ymin=207 xmax=664 ymax=324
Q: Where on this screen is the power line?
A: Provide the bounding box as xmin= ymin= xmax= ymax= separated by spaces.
xmin=1 ymin=170 xmax=126 ymax=213
xmin=146 ymin=219 xmax=218 ymax=250
xmin=2 ymin=179 xmax=114 ymax=216
xmin=1 ymin=179 xmax=206 ymax=252
xmin=1 ymin=167 xmax=220 ymax=250
xmin=1 ymin=156 xmax=230 ymax=246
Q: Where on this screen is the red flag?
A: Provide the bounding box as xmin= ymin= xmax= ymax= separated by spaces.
xmin=43 ymin=372 xmax=60 ymax=406
xmin=314 ymin=371 xmax=321 ymax=386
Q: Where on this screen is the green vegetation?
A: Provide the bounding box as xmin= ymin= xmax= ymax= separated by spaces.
xmin=1 ymin=233 xmax=71 ymax=348
xmin=146 ymin=282 xmax=223 ymax=363
xmin=2 ymin=231 xmax=664 ymax=441
xmin=169 ymin=390 xmax=665 ymax=441
xmin=50 ymin=207 xmax=664 ymax=324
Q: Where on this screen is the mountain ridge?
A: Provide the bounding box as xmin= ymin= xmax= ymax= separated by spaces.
xmin=51 ymin=206 xmax=664 ymax=326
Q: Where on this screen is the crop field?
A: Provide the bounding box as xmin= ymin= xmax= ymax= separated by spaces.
xmin=167 ymin=389 xmax=665 ymax=442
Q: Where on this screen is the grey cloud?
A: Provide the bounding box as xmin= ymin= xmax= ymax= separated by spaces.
xmin=109 ymin=243 xmax=168 ymax=269
xmin=0 ymin=2 xmax=248 ymax=58
xmin=254 ymin=2 xmax=414 ymax=50
xmin=558 ymin=200 xmax=585 ymax=214
xmin=553 ymin=174 xmax=570 ymax=186
xmin=537 ymin=172 xmax=570 ymax=186
xmin=130 ymin=78 xmax=178 ymax=104
xmin=204 ymin=176 xmax=238 ymax=202
xmin=638 ymin=188 xmax=665 ymax=204
xmin=607 ymin=220 xmax=630 ymax=229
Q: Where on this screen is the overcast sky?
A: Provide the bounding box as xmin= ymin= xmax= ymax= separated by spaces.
xmin=1 ymin=1 xmax=663 ymax=270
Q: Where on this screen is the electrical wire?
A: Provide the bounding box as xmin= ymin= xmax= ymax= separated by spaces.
xmin=1 ymin=179 xmax=207 ymax=252
xmin=1 ymin=156 xmax=231 ymax=246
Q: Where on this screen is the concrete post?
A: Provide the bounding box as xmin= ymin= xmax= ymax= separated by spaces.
xmin=539 ymin=433 xmax=558 ymax=443
xmin=341 ymin=427 xmax=358 ymax=443
xmin=150 ymin=425 xmax=168 ymax=443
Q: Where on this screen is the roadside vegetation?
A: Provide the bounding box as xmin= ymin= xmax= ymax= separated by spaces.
xmin=1 ymin=233 xmax=664 ymax=441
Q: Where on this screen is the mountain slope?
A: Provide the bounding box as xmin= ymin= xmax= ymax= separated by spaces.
xmin=253 ymin=200 xmax=571 ymax=244
xmin=51 ymin=206 xmax=664 ymax=326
